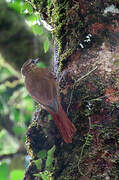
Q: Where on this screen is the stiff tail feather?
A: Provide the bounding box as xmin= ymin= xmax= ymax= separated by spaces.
xmin=51 ymin=104 xmax=76 ymax=143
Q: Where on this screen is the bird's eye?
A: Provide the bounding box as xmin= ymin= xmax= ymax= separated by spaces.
xmin=32 ymin=59 xmax=36 ymax=64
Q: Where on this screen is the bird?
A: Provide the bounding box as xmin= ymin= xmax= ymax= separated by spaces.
xmin=21 ymin=59 xmax=76 ymax=143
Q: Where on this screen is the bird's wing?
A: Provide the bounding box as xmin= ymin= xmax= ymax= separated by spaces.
xmin=25 ymin=76 xmax=59 ymax=112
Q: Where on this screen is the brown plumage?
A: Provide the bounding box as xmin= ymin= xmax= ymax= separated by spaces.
xmin=21 ymin=59 xmax=76 ymax=143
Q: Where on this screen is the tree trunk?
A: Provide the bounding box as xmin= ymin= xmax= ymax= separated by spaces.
xmin=24 ymin=1 xmax=119 ymax=180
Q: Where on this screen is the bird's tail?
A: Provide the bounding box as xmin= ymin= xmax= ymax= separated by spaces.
xmin=51 ymin=104 xmax=76 ymax=143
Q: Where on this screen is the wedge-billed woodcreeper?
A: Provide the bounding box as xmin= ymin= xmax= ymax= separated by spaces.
xmin=21 ymin=59 xmax=76 ymax=143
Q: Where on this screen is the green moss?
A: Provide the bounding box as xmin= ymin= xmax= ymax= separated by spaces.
xmin=26 ymin=119 xmax=47 ymax=158
xmin=50 ymin=1 xmax=67 ymax=52
xmin=38 ymin=0 xmax=84 ymax=69
xmin=51 ymin=3 xmax=84 ymax=69
xmin=58 ymin=48 xmax=74 ymax=71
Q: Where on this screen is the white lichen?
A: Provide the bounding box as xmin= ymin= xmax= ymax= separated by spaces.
xmin=104 ymin=4 xmax=119 ymax=14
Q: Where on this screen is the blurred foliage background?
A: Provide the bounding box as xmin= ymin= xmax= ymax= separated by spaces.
xmin=0 ymin=0 xmax=53 ymax=179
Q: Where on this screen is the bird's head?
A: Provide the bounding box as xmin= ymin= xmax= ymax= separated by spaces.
xmin=21 ymin=58 xmax=40 ymax=76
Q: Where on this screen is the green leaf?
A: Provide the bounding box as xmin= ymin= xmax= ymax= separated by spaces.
xmin=35 ymin=13 xmax=41 ymax=21
xmin=37 ymin=149 xmax=47 ymax=159
xmin=47 ymin=32 xmax=52 ymax=41
xmin=0 ymin=129 xmax=6 ymax=139
xmin=34 ymin=173 xmax=41 ymax=177
xmin=44 ymin=40 xmax=50 ymax=53
xmin=10 ymin=169 xmax=24 ymax=180
xmin=31 ymin=25 xmax=43 ymax=35
xmin=11 ymin=108 xmax=19 ymax=122
xmin=33 ymin=159 xmax=42 ymax=170
xmin=30 ymin=0 xmax=34 ymax=3
xmin=47 ymin=146 xmax=55 ymax=157
xmin=40 ymin=173 xmax=49 ymax=180
xmin=9 ymin=2 xmax=21 ymax=13
xmin=34 ymin=171 xmax=50 ymax=180
xmin=21 ymin=97 xmax=34 ymax=112
xmin=21 ymin=2 xmax=33 ymax=15
xmin=48 ymin=0 xmax=52 ymax=6
xmin=48 ymin=114 xmax=52 ymax=121
xmin=27 ymin=14 xmax=36 ymax=23
xmin=37 ymin=62 xmax=46 ymax=68
xmin=0 ymin=162 xmax=8 ymax=180
xmin=13 ymin=125 xmax=26 ymax=135
xmin=46 ymin=146 xmax=55 ymax=170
